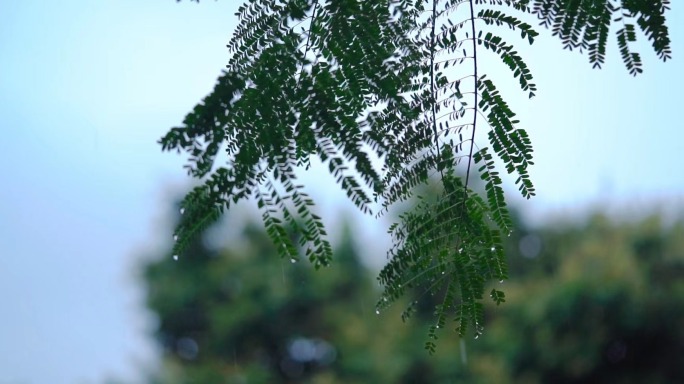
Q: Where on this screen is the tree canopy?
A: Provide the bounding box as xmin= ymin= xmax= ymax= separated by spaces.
xmin=160 ymin=0 xmax=672 ymax=343
xmin=141 ymin=203 xmax=684 ymax=383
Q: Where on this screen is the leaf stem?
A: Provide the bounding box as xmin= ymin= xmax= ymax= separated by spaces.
xmin=430 ymin=0 xmax=443 ymax=180
xmin=463 ymin=0 xmax=479 ymax=200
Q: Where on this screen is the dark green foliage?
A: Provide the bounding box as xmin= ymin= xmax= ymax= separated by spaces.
xmin=143 ymin=208 xmax=475 ymax=383
xmin=162 ymin=0 xmax=671 ymax=345
xmin=522 ymin=0 xmax=672 ymax=74
xmin=480 ymin=214 xmax=684 ymax=383
xmin=141 ymin=205 xmax=684 ymax=382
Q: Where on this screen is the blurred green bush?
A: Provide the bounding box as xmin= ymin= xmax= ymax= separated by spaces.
xmin=141 ymin=207 xmax=684 ymax=383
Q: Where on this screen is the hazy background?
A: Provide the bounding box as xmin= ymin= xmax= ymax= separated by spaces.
xmin=1 ymin=1 xmax=682 ymax=383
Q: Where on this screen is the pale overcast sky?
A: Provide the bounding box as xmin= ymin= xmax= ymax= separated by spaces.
xmin=0 ymin=1 xmax=682 ymax=383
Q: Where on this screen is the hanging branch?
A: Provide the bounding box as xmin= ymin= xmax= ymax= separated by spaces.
xmin=162 ymin=0 xmax=672 ymax=350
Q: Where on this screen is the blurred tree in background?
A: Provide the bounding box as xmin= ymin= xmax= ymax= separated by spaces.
xmin=476 ymin=214 xmax=684 ymax=383
xmin=142 ymin=206 xmax=465 ymax=383
xmin=140 ymin=204 xmax=684 ymax=383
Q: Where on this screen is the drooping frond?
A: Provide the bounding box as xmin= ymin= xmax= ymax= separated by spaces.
xmin=478 ymin=76 xmax=535 ymax=198
xmin=476 ymin=30 xmax=537 ymax=97
xmin=164 ymin=0 xmax=671 ymax=348
xmin=377 ymin=172 xmax=509 ymax=350
xmin=519 ymin=0 xmax=672 ymax=73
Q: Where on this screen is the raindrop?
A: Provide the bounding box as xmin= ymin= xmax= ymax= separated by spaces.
xmin=474 ymin=334 xmax=479 ymax=340
xmin=383 ymin=297 xmax=388 ymax=302
xmin=180 ymin=208 xmax=185 ymax=215
xmin=436 ymin=325 xmax=440 ymax=329
xmin=290 ymin=258 xmax=297 ymax=263
xmin=375 ymin=310 xmax=380 ymax=315
xmin=173 ymin=235 xmax=178 ymax=242
xmin=499 ymin=279 xmax=504 ymax=283
xmin=490 ymin=246 xmax=496 ymax=252
xmin=173 ymin=255 xmax=179 ymax=261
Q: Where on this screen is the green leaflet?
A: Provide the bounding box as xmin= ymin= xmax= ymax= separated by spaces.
xmin=164 ymin=0 xmax=671 ymax=350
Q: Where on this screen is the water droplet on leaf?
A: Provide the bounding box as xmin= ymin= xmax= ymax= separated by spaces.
xmin=173 ymin=235 xmax=178 ymax=242
xmin=173 ymin=255 xmax=178 ymax=261
xmin=375 ymin=310 xmax=380 ymax=315
xmin=180 ymin=208 xmax=185 ymax=215
xmin=290 ymin=258 xmax=297 ymax=263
